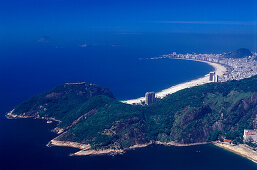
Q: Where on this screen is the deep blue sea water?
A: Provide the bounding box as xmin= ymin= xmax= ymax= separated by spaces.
xmin=0 ymin=32 xmax=257 ymax=169
xmin=0 ymin=116 xmax=256 ymax=170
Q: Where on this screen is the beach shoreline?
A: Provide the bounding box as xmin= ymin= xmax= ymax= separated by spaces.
xmin=213 ymin=142 xmax=257 ymax=164
xmin=122 ymin=58 xmax=227 ymax=105
xmin=48 ymin=139 xmax=210 ymax=156
xmin=48 ymin=139 xmax=257 ymax=164
xmin=7 ymin=110 xmax=257 ymax=163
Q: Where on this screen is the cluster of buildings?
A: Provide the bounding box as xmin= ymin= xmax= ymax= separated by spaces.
xmin=243 ymin=129 xmax=257 ymax=143
xmin=219 ymin=130 xmax=257 ymax=145
xmin=160 ymin=52 xmax=257 ymax=82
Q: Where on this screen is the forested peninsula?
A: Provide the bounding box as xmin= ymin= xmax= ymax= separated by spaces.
xmin=7 ymin=76 xmax=257 ymax=156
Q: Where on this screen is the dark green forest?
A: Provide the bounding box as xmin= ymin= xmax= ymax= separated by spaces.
xmin=12 ymin=76 xmax=257 ymax=149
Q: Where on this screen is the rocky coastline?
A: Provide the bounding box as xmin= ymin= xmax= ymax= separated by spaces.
xmin=6 ymin=110 xmax=257 ymax=164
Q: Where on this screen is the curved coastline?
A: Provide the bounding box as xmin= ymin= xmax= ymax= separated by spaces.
xmin=213 ymin=142 xmax=257 ymax=164
xmin=5 ymin=60 xmax=257 ymax=164
xmin=9 ymin=104 xmax=256 ymax=164
xmin=122 ymin=58 xmax=227 ymax=105
xmin=47 ymin=139 xmax=209 ymax=157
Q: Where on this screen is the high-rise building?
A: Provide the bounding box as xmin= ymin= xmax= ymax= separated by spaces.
xmin=215 ymin=75 xmax=219 ymax=82
xmin=145 ymin=92 xmax=155 ymax=105
xmin=209 ymin=72 xmax=219 ymax=82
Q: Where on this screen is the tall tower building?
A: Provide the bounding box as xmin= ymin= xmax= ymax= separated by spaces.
xmin=145 ymin=92 xmax=156 ymax=105
xmin=209 ymin=72 xmax=219 ymax=82
xmin=215 ymin=75 xmax=219 ymax=82
xmin=209 ymin=72 xmax=215 ymax=82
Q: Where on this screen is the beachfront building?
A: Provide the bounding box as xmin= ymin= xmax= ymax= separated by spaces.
xmin=209 ymin=72 xmax=215 ymax=82
xmin=243 ymin=129 xmax=257 ymax=143
xmin=221 ymin=136 xmax=233 ymax=144
xmin=215 ymin=75 xmax=219 ymax=82
xmin=209 ymin=72 xmax=219 ymax=82
xmin=145 ymin=92 xmax=156 ymax=105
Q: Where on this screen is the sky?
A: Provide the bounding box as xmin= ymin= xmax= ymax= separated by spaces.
xmin=0 ymin=0 xmax=256 ymax=47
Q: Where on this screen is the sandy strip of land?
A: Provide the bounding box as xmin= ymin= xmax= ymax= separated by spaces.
xmin=47 ymin=139 xmax=91 ymax=150
xmin=49 ymin=139 xmax=212 ymax=156
xmin=122 ymin=59 xmax=227 ymax=105
xmin=48 ymin=139 xmax=124 ymax=156
xmin=73 ymin=148 xmax=125 ymax=156
xmin=156 ymin=141 xmax=210 ymax=146
xmin=73 ymin=142 xmax=153 ymax=156
xmin=128 ymin=142 xmax=153 ymax=149
xmin=214 ymin=142 xmax=257 ymax=163
xmin=49 ymin=139 xmax=153 ymax=156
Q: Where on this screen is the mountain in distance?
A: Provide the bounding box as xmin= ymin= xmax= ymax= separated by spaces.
xmin=224 ymin=48 xmax=253 ymax=58
xmin=7 ymin=76 xmax=257 ymax=153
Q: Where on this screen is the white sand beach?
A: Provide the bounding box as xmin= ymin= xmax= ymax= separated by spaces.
xmin=122 ymin=59 xmax=227 ymax=105
xmin=214 ymin=142 xmax=257 ymax=163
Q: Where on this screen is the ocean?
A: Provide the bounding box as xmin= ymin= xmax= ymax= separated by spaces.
xmin=0 ymin=32 xmax=257 ymax=169
xmin=0 ymin=117 xmax=257 ymax=170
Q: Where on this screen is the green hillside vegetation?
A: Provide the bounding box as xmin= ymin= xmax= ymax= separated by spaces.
xmin=13 ymin=82 xmax=114 ymax=124
xmin=11 ymin=76 xmax=257 ymax=150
